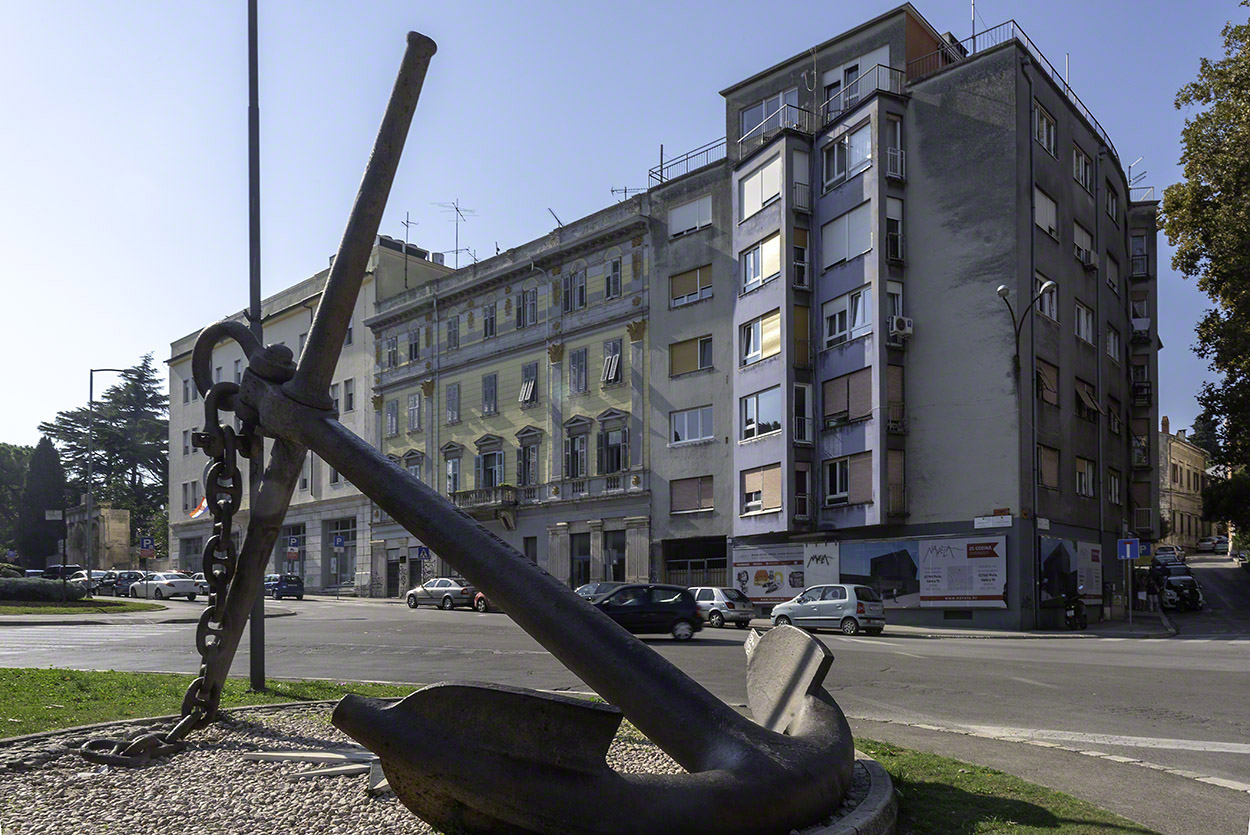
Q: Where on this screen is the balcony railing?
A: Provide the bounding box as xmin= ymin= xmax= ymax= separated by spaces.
xmin=1129 ymin=186 xmax=1156 ymax=201
xmin=793 ymin=260 xmax=810 ymax=289
xmin=1132 ymin=380 xmax=1153 ymax=407
xmin=738 ymin=104 xmax=814 ymax=153
xmin=886 ymin=232 xmax=905 ymax=262
xmin=1131 ymin=318 xmax=1152 ymax=344
xmin=1134 ymin=507 xmax=1153 ymax=531
xmin=794 ymin=494 xmax=810 ymax=519
xmin=906 ymin=21 xmax=1119 ymax=165
xmin=1130 ymin=255 xmax=1149 ymax=277
xmin=604 ymin=474 xmax=623 ymax=493
xmin=794 ymin=338 xmax=812 ymax=369
xmin=886 ymin=147 xmax=906 ymax=180
xmin=519 ymin=485 xmax=541 ymax=504
xmin=821 ymin=64 xmax=906 ymax=126
xmin=887 ymin=402 xmax=907 ymax=433
xmin=887 ymin=483 xmax=907 ymax=515
xmin=794 ymin=415 xmax=813 ymax=444
xmin=569 ymin=479 xmax=588 ymax=497
xmin=452 ymin=485 xmax=517 ymax=510
xmin=793 ymin=181 xmax=811 ymax=212
xmin=1132 ymin=436 xmax=1151 ymax=469
xmin=648 ymin=137 xmax=727 ymax=187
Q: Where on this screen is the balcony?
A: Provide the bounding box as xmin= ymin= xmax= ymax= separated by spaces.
xmin=1132 ymin=436 xmax=1151 ymax=469
xmin=648 ymin=138 xmax=726 ymax=187
xmin=886 ymin=232 xmax=905 ymax=263
xmin=821 ymin=64 xmax=906 ymax=126
xmin=1132 ymin=381 xmax=1153 ymax=407
xmin=886 ymin=147 xmax=906 ymax=180
xmin=887 ymin=402 xmax=907 ymax=434
xmin=794 ymin=415 xmax=813 ymax=444
xmin=452 ymin=485 xmax=517 ymax=511
xmin=794 ymin=494 xmax=811 ymax=520
xmin=793 ymin=260 xmax=810 ymax=289
xmin=794 ymin=338 xmax=812 ymax=369
xmin=1134 ymin=507 xmax=1153 ymax=532
xmin=1131 ymin=318 xmax=1152 ymax=344
xmin=887 ymin=483 xmax=908 ymax=516
xmin=793 ymin=181 xmax=811 ymax=212
xmin=1130 ymin=255 xmax=1149 ymax=277
xmin=739 ymin=104 xmax=814 ymax=153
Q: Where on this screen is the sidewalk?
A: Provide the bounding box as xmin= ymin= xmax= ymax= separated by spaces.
xmin=745 ymin=611 xmax=1175 ymax=639
xmin=0 ymin=604 xmax=298 ymax=627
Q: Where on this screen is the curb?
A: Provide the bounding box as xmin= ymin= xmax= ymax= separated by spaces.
xmin=0 ymin=607 xmax=298 ymax=628
xmin=807 ymin=752 xmax=897 ymax=835
xmin=750 ymin=621 xmax=1175 ymax=640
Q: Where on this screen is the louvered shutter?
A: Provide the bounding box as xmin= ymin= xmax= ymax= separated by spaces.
xmin=516 ymin=448 xmax=524 ymax=484
xmin=563 ymin=438 xmax=571 ymax=478
xmin=597 ymin=432 xmax=605 ymax=474
xmin=620 ymin=426 xmax=629 ymax=469
xmin=474 ymin=455 xmax=483 ymax=489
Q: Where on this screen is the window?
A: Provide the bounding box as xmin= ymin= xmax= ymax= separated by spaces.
xmin=214 ymin=366 xmax=222 ymax=383
xmin=1131 ymin=234 xmax=1148 ymax=274
xmin=601 ymin=339 xmax=622 ymax=384
xmin=343 ymin=379 xmax=355 ymax=412
xmin=1075 ymin=379 xmax=1100 ymax=422
xmin=668 ymin=194 xmax=712 ymax=237
xmin=1131 ymin=291 xmax=1148 ymax=319
xmin=344 ymin=324 xmax=353 ymax=346
xmin=670 ymin=265 xmax=713 ymax=306
xmin=1073 ymin=145 xmax=1093 ymax=191
xmin=793 ymin=383 xmax=812 ymax=443
xmin=1035 ymin=272 xmax=1057 ymax=320
xmin=329 ymin=465 xmax=339 ymax=485
xmin=741 ymin=310 xmax=781 ymax=366
xmin=671 ymin=405 xmax=713 ymax=444
xmin=823 ymin=287 xmax=871 ymax=347
xmin=1106 ymin=255 xmax=1120 ymax=295
xmin=299 ymin=456 xmax=310 ymax=490
xmin=298 ymin=333 xmax=307 ymax=356
xmin=564 ymin=433 xmax=588 ymax=478
xmin=1106 ymin=325 xmax=1121 ymax=362
xmin=1109 ymin=468 xmax=1122 ymax=504
xmin=793 ymin=228 xmax=809 ymax=287
xmin=1105 ymin=182 xmax=1119 ymax=224
xmin=191 ymin=379 xmax=198 ymax=401
xmin=1037 ymin=444 xmax=1060 ymax=488
xmin=406 ymin=328 xmax=420 ymax=362
xmin=517 ymin=443 xmax=540 ymax=486
xmin=1074 ymin=301 xmax=1095 ymax=345
xmin=821 ymin=202 xmax=872 ymax=268
xmin=182 ymin=482 xmax=190 ymax=512
xmin=597 ymin=427 xmax=628 ymax=474
xmin=671 ymin=476 xmax=714 ymax=513
xmin=739 ymin=154 xmax=782 ymax=220
xmin=330 ymin=383 xmax=340 ymax=412
xmin=824 ymin=458 xmax=850 ymax=505
xmin=404 ymin=452 xmax=422 ymax=482
xmin=385 ymin=400 xmax=399 ymax=437
xmin=519 ymin=362 xmax=538 ymax=404
xmin=885 ymin=198 xmax=903 ymax=260
xmin=670 ymin=336 xmax=713 ymax=375
xmin=1109 ymin=396 xmax=1122 ymax=434
xmin=476 ymin=451 xmax=504 ymax=488
xmin=1076 ymin=456 xmax=1096 ymax=497
xmin=407 ymin=393 xmax=422 ymax=433
xmin=517 ymin=287 xmax=538 ymax=328
xmin=182 ymin=429 xmax=190 ymax=456
xmin=1034 ymin=187 xmax=1057 ymax=237
xmin=1073 ymin=223 xmax=1093 ymax=264
xmin=183 ymin=378 xmax=190 ymax=403
xmin=385 ymin=336 xmax=399 ymax=368
xmin=605 ymin=258 xmax=622 ymax=299
xmin=741 ymin=386 xmax=782 ymax=439
xmin=482 ymin=373 xmax=497 ymax=415
xmin=741 ymin=463 xmax=782 ymax=514
xmin=233 ymin=360 xmax=242 ymax=384
xmin=822 ymin=123 xmax=871 ymax=187
xmin=569 ymin=348 xmax=588 ymax=394
xmin=741 ymin=233 xmax=781 ymax=292
xmin=482 ymin=303 xmax=496 ymax=339
xmin=823 ymin=367 xmax=872 ymax=423
xmin=446 ymin=383 xmax=460 ymax=424
xmin=1036 ymin=359 xmax=1059 ymax=406
xmin=1033 ymin=100 xmax=1056 ymax=156
xmin=739 ymin=87 xmax=797 ymax=138
xmin=445 ymin=457 xmax=461 ymax=494
xmin=446 ymin=315 xmax=459 ymax=350
xmin=794 ymin=464 xmax=811 ymax=517
xmin=562 ymin=270 xmax=586 ymax=312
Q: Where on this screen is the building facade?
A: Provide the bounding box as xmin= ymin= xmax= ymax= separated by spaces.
xmin=1158 ymin=416 xmax=1211 ymax=551
xmin=167 ymin=238 xmax=449 ymax=594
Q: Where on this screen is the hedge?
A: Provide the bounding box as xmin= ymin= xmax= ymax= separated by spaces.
xmin=0 ymin=577 xmax=89 ymax=602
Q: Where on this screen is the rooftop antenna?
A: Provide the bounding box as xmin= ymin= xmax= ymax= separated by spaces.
xmin=433 ymin=198 xmax=476 ymax=268
xmin=548 ymin=207 xmax=563 ymax=228
xmin=611 ymin=186 xmax=646 ymax=201
xmin=801 ymin=47 xmax=817 ymax=92
xmin=1128 ymin=156 xmax=1147 ymax=190
xmin=400 ymin=211 xmax=419 ymax=288
xmin=971 ymin=0 xmax=975 ymax=42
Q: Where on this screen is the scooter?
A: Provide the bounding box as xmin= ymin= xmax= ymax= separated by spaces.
xmin=1064 ymin=586 xmax=1088 ymax=630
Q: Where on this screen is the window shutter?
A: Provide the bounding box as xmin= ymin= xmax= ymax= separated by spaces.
xmin=848 ymin=452 xmax=873 ymax=504
xmin=563 ymin=438 xmax=572 ymax=478
xmin=743 ymin=467 xmax=764 ymax=496
xmin=671 ymin=477 xmax=699 ymax=512
xmin=761 ymin=464 xmax=782 ymax=510
xmin=516 ymin=294 xmax=525 ymax=328
xmin=517 ymin=447 xmax=524 ymax=483
xmin=621 ymin=426 xmax=629 ymax=469
xmin=824 ymin=375 xmax=848 ymax=416
xmin=848 ymin=368 xmax=873 ymax=420
xmin=1040 ymin=446 xmax=1060 ymax=487
xmin=794 ymin=227 xmax=808 ymax=248
xmin=761 ymin=310 xmax=781 ymax=358
xmin=561 ymin=275 xmax=570 ymax=312
xmin=670 ymin=268 xmax=699 ymax=300
xmin=498 ymin=451 xmax=505 ymax=485
xmin=887 ymin=365 xmax=904 ymax=404
xmin=761 ymin=234 xmax=781 ymax=278
xmin=670 ymin=339 xmax=698 ymax=375
xmin=887 ymin=449 xmax=905 ymax=488
xmin=699 ymin=475 xmax=714 ymax=509
xmin=475 ymin=455 xmax=483 ymax=489
xmin=597 ymin=432 xmax=605 ymax=475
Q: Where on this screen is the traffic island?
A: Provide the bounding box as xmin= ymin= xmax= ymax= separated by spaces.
xmin=0 ymin=599 xmax=166 ymax=616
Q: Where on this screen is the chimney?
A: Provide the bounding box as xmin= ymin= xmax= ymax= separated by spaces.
xmin=1161 ymin=415 xmax=1170 ymax=435
xmin=1176 ymin=429 xmax=1187 ymax=441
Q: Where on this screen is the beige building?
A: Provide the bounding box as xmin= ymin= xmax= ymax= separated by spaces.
xmin=1159 ymin=415 xmax=1211 ymax=551
xmin=65 ymin=500 xmax=131 ymax=569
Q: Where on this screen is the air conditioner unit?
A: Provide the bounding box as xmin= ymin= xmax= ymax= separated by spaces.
xmin=1076 ymin=247 xmax=1096 ymax=269
xmin=889 ymin=316 xmax=914 ymax=337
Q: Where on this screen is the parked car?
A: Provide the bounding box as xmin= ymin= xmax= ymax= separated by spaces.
xmin=575 ymin=581 xmax=625 ymax=600
xmin=110 ymin=570 xmax=146 ymax=597
xmin=688 ymin=586 xmax=755 ymax=629
xmin=472 ymin=591 xmax=497 ymax=613
xmin=1162 ymin=575 xmax=1205 ymax=610
xmin=129 ymin=572 xmax=199 ymax=600
xmin=592 ymin=584 xmax=701 ymax=640
xmin=1154 ymin=545 xmax=1185 ymax=562
xmin=192 ymin=572 xmax=210 ymax=595
xmin=66 ymin=570 xmax=109 ymax=593
xmin=770 ymin=584 xmax=886 ymax=635
xmin=1159 ymin=563 xmax=1194 ymax=579
xmin=1196 ymin=536 xmax=1218 ymax=553
xmin=41 ymin=564 xmax=85 ymax=580
xmin=406 ymin=577 xmax=476 ymax=610
xmin=1214 ymin=537 xmax=1230 ymax=555
xmin=264 ymin=574 xmax=304 ymax=601
xmin=24 ymin=569 xmax=43 ymax=577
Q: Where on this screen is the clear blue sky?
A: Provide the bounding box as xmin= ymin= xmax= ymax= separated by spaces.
xmin=0 ymin=0 xmax=1235 ymax=446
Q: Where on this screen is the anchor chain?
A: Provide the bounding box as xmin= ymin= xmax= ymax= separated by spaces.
xmin=81 ymin=380 xmax=255 ymax=767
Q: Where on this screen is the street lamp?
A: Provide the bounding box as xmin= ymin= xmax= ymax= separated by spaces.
xmin=996 ymin=280 xmax=1056 ymax=373
xmin=86 ymin=367 xmax=127 ymax=595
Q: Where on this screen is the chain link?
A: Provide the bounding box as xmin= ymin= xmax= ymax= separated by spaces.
xmin=81 ymin=381 xmax=253 ymax=767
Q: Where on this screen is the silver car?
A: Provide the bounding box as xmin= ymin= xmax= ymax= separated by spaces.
xmin=406 ymin=577 xmax=477 ymax=610
xmin=689 ymin=586 xmax=755 ymax=629
xmin=770 ymin=584 xmax=885 ymax=635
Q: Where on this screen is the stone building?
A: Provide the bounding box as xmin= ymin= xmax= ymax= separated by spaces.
xmin=65 ymin=500 xmax=131 ymax=570
xmin=1158 ymin=415 xmax=1211 ymax=551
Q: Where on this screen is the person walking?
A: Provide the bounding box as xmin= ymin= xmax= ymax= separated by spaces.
xmin=1146 ymin=574 xmax=1160 ymax=613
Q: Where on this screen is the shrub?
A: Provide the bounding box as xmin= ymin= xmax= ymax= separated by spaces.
xmin=0 ymin=561 xmax=22 ymax=577
xmin=0 ymin=577 xmax=88 ymax=602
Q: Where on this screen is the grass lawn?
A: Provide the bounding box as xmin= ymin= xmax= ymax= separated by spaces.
xmin=0 ymin=599 xmax=166 ymax=616
xmin=861 ymin=738 xmax=1159 ymax=834
xmin=0 ymin=668 xmax=414 ymax=737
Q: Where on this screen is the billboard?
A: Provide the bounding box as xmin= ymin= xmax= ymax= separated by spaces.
xmin=1041 ymin=536 xmax=1102 ymax=605
xmin=917 ymin=536 xmax=1007 ymax=608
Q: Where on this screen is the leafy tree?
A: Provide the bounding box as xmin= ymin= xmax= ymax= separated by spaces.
xmin=16 ymin=438 xmax=67 ymax=564
xmin=0 ymin=442 xmax=33 ymax=551
xmin=1203 ymin=472 xmax=1250 ymax=535
xmin=1187 ymin=408 xmax=1223 ymax=461
xmin=1160 ymin=4 xmax=1250 ymax=468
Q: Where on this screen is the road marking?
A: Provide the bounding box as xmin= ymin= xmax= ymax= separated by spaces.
xmin=892 ymin=651 xmax=924 ymax=659
xmin=958 ymin=724 xmax=1250 ymax=755
xmin=1009 ymin=676 xmax=1058 ymax=689
xmin=834 ymin=636 xmax=902 ymax=646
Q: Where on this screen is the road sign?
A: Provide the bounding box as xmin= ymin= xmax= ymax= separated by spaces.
xmin=1117 ymin=538 xmax=1140 ymax=562
xmin=5 ymin=549 xmax=15 ymax=561
xmin=139 ymin=535 xmax=155 ymax=560
xmin=333 ymin=534 xmax=346 ymax=547
xmin=44 ymin=509 xmax=63 ymax=521
xmin=288 ymin=536 xmax=300 ymax=548
xmin=417 ymin=546 xmax=431 ymax=561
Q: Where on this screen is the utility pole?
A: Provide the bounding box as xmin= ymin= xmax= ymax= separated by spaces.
xmin=246 ymin=0 xmax=265 ymax=691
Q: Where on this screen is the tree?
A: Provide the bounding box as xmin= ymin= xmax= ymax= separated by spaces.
xmin=0 ymin=442 xmax=33 ymax=551
xmin=1160 ymin=4 xmax=1250 ymax=468
xmin=37 ymin=354 xmax=168 ymax=549
xmin=1187 ymin=408 xmax=1223 ymax=461
xmin=16 ymin=437 xmax=67 ymax=564
xmin=1203 ymin=472 xmax=1250 ymax=536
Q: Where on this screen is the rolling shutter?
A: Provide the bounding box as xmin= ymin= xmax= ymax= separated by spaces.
xmin=761 ymin=310 xmax=781 ymax=359
xmin=1039 ymin=446 xmax=1059 ymax=487
xmin=671 ymin=477 xmax=700 ymax=512
xmin=761 ymin=234 xmax=781 ymax=279
xmin=670 ymin=338 xmax=699 ymax=375
xmin=670 ymin=268 xmax=699 ymax=301
xmin=743 ymin=467 xmax=764 ymax=496
xmin=699 ymin=475 xmax=714 ymax=509
xmin=848 ymin=368 xmax=873 ymax=420
xmin=761 ymin=464 xmax=782 ymax=510
xmin=824 ymin=375 xmax=848 ymax=416
xmin=848 ymin=452 xmax=873 ymax=505
xmin=887 ymin=365 xmax=904 ymax=404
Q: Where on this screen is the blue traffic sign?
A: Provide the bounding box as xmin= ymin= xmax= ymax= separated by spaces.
xmin=417 ymin=546 xmax=431 ymax=561
xmin=139 ymin=537 xmax=155 ymax=550
xmin=1117 ymin=538 xmax=1140 ymax=562
xmin=333 ymin=535 xmax=346 ymax=548
xmin=288 ymin=536 xmax=300 ymax=548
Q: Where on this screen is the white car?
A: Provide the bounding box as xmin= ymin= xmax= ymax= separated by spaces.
xmin=129 ymin=572 xmax=199 ymax=601
xmin=191 ymin=572 xmax=210 ymax=595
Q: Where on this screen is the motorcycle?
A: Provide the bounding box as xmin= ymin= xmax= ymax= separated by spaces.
xmin=1064 ymin=586 xmax=1088 ymax=630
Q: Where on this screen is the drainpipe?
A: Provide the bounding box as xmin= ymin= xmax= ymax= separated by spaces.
xmin=1094 ymin=147 xmax=1106 ymax=605
xmin=530 ymin=261 xmax=552 ymax=486
xmin=1023 ymin=57 xmax=1040 ymax=629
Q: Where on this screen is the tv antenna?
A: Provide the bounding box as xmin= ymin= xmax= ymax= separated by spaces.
xmin=400 ymin=211 xmax=419 ymax=288
xmin=611 ymin=186 xmax=647 ymax=201
xmin=548 ymin=207 xmax=563 ymax=228
xmin=1128 ymin=156 xmax=1147 ymax=187
xmin=432 ymin=198 xmax=476 ymax=268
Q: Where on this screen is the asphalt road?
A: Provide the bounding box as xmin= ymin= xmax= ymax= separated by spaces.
xmin=2 ymin=553 xmax=1248 ymax=834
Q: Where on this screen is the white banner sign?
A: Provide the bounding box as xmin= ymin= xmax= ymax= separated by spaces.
xmin=1077 ymin=541 xmax=1103 ymax=605
xmin=802 ymin=542 xmax=840 ymax=588
xmin=918 ymin=536 xmax=1007 ymax=608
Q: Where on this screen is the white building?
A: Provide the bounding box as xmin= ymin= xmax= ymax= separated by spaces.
xmin=167 ymin=237 xmax=449 ymax=593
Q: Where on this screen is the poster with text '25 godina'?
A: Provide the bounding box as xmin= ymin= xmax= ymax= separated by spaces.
xmin=918 ymin=536 xmax=1007 ymax=608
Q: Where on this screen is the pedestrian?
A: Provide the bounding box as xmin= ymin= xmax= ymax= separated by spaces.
xmin=1146 ymin=575 xmax=1160 ymax=613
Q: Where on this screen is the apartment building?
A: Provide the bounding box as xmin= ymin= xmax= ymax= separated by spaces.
xmin=167 ymin=237 xmax=450 ymax=593
xmin=1158 ymin=416 xmax=1212 ymax=551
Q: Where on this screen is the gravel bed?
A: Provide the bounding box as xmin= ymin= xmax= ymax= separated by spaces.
xmin=0 ymin=704 xmax=870 ymax=834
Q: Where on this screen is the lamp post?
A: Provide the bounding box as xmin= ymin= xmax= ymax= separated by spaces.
xmin=996 ymin=280 xmax=1056 ymax=373
xmin=86 ymin=367 xmax=127 ymax=596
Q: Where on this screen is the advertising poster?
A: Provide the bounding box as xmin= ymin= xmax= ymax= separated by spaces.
xmin=917 ymin=536 xmax=1007 ymax=608
xmin=840 ymin=540 xmax=921 ymax=608
xmin=802 ymin=541 xmax=840 ymax=588
xmin=1039 ymin=536 xmax=1074 ymax=604
xmin=733 ymin=545 xmax=806 ymax=604
xmin=1076 ymin=541 xmax=1103 ymax=605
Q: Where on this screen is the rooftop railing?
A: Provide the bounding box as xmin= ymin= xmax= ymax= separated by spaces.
xmin=906 ymin=21 xmax=1120 ymax=165
xmin=821 ymin=64 xmax=905 ymax=126
xmin=648 ymin=138 xmax=727 ymax=187
xmin=1130 ymin=186 xmax=1156 ymax=201
xmin=738 ymin=104 xmax=814 ymax=153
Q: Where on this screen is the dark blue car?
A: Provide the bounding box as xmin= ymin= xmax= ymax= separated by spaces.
xmin=264 ymin=573 xmax=304 ymax=601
